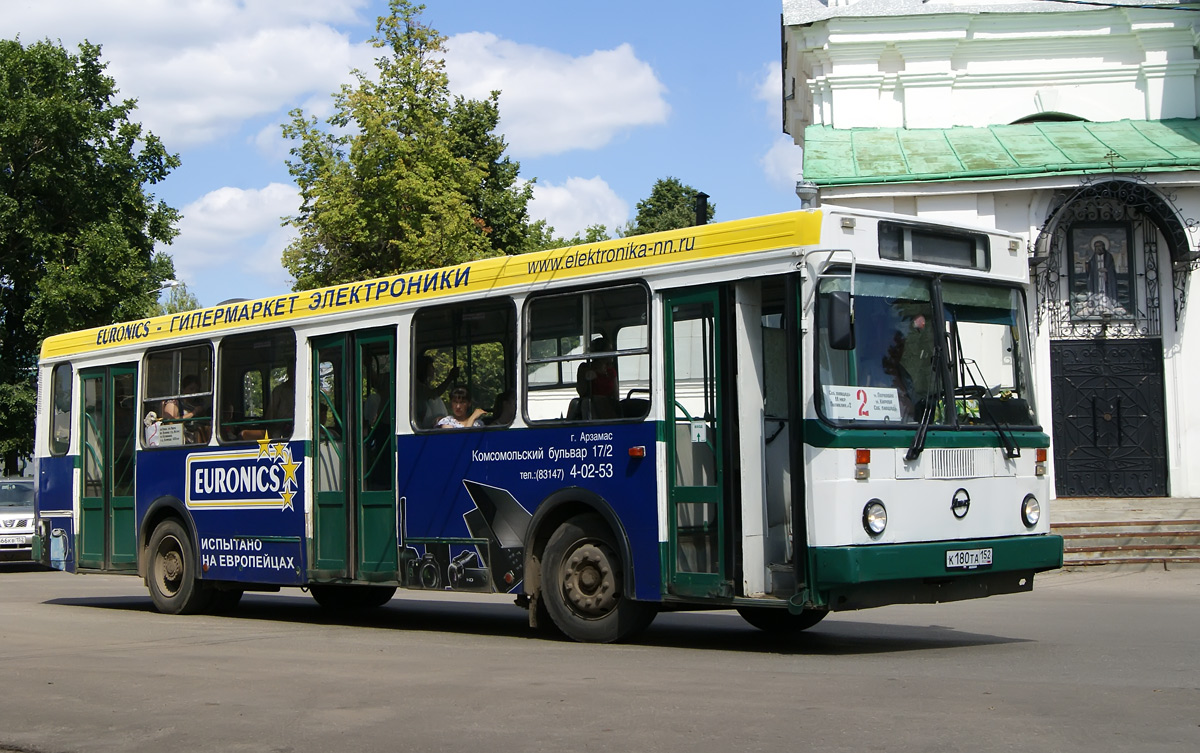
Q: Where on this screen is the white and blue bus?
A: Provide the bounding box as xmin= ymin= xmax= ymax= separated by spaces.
xmin=32 ymin=207 xmax=1062 ymax=642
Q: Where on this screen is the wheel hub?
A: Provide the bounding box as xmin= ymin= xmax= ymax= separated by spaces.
xmin=155 ymin=536 xmax=184 ymax=595
xmin=561 ymin=542 xmax=618 ymax=617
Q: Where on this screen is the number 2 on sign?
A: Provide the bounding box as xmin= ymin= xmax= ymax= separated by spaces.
xmin=857 ymin=389 xmax=869 ymax=417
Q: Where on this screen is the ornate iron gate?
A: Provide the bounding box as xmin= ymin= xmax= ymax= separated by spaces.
xmin=1050 ymin=339 xmax=1167 ymax=497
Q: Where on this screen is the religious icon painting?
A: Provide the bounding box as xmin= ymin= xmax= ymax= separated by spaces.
xmin=1068 ymin=222 xmax=1134 ymax=320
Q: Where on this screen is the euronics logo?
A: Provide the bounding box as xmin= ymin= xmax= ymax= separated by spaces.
xmin=184 ymin=439 xmax=302 ymax=511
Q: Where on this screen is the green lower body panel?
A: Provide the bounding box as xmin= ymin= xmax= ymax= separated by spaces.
xmin=810 ymin=535 xmax=1063 ymax=611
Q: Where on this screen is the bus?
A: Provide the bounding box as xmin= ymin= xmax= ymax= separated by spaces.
xmin=31 ymin=206 xmax=1063 ymax=642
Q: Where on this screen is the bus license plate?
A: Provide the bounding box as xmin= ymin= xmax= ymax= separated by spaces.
xmin=0 ymin=535 xmax=25 ymax=545
xmin=946 ymin=548 xmax=992 ymax=570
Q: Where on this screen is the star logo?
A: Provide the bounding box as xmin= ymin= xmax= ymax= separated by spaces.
xmin=279 ymin=446 xmax=301 ymax=488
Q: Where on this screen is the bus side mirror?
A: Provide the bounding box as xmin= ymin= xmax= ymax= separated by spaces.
xmin=829 ymin=290 xmax=855 ymax=351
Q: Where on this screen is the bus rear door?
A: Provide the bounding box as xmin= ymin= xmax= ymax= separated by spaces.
xmin=78 ymin=364 xmax=139 ymax=572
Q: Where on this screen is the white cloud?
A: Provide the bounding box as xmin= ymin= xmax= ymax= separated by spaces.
xmin=755 ymin=60 xmax=783 ymax=123
xmin=528 ymin=177 xmax=629 ymax=237
xmin=2 ymin=3 xmax=671 ymax=156
xmin=115 ymin=26 xmax=370 ymax=147
xmin=0 ymin=1 xmax=376 ymax=148
xmin=755 ymin=61 xmax=804 ymax=188
xmin=761 ymin=135 xmax=806 ymax=190
xmin=164 ymin=183 xmax=300 ymax=302
xmin=444 ymin=33 xmax=670 ymax=158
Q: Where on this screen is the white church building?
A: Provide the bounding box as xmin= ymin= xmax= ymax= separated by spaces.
xmin=782 ymin=0 xmax=1200 ymax=499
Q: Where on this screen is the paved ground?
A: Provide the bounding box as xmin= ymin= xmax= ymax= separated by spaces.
xmin=1 ymin=564 xmax=1197 ymax=753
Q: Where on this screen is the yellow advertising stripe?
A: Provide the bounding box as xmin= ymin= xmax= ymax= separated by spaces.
xmin=41 ymin=209 xmax=822 ymax=360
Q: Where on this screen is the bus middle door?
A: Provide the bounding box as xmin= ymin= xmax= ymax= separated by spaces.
xmin=311 ymin=330 xmax=397 ymax=582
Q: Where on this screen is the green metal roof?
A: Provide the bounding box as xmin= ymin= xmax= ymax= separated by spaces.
xmin=802 ymin=119 xmax=1200 ymax=187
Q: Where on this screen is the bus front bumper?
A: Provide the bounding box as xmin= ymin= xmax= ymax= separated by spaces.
xmin=808 ymin=534 xmax=1063 ymax=611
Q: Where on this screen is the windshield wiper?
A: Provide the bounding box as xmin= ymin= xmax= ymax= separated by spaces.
xmin=906 ymin=393 xmax=935 ymax=462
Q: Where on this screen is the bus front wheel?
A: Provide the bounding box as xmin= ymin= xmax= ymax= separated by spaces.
xmin=542 ymin=513 xmax=656 ymax=643
xmin=146 ymin=519 xmax=211 ymax=615
xmin=309 ymin=584 xmax=396 ymax=610
xmin=736 ymin=606 xmax=828 ymax=633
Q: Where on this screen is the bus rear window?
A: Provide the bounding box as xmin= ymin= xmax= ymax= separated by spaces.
xmin=50 ymin=364 xmax=72 ymax=456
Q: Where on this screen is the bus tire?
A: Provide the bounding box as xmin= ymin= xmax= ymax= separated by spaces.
xmin=542 ymin=513 xmax=656 ymax=643
xmin=309 ymin=584 xmax=396 ymax=610
xmin=146 ymin=519 xmax=211 ymax=615
xmin=736 ymin=606 xmax=828 ymax=633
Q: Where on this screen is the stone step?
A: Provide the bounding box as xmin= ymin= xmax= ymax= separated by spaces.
xmin=1051 ymin=519 xmax=1200 ymax=534
xmin=1051 ymin=518 xmax=1200 ymax=567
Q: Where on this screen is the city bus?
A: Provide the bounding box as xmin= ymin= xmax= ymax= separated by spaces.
xmin=32 ymin=206 xmax=1063 ymax=642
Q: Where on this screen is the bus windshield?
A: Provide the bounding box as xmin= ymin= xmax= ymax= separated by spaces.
xmin=817 ymin=272 xmax=1037 ymax=429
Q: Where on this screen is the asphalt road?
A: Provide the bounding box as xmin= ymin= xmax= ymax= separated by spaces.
xmin=1 ymin=564 xmax=1197 ymax=753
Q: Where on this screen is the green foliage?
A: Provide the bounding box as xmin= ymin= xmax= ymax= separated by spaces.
xmin=524 ymin=221 xmax=616 ymax=252
xmin=155 ymin=283 xmax=202 ymax=315
xmin=282 ymin=0 xmax=531 ymax=289
xmin=630 ymin=176 xmax=714 ymax=236
xmin=0 ymin=37 xmax=179 ymax=472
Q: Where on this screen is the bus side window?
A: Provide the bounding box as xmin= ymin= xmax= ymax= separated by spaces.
xmin=50 ymin=363 xmax=73 ymax=456
xmin=525 ymin=284 xmax=650 ymax=423
xmin=411 ymin=299 xmax=515 ymax=431
xmin=142 ymin=344 xmax=213 ymax=448
xmin=217 ymin=329 xmax=296 ymax=442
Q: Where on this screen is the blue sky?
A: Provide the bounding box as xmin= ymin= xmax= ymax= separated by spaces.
xmin=3 ymin=1 xmax=804 ymax=307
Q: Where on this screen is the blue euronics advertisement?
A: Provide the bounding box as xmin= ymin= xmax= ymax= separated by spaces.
xmin=137 ymin=439 xmax=308 ymax=586
xmin=396 ymin=423 xmax=661 ymax=601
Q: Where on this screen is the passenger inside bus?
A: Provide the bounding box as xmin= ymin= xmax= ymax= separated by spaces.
xmin=414 ymin=354 xmax=456 ymax=428
xmin=485 ymin=389 xmax=516 ymax=425
xmin=437 ymin=386 xmax=486 ymax=428
xmin=567 ymin=336 xmax=618 ymax=420
xmin=162 ymin=375 xmax=211 ymax=443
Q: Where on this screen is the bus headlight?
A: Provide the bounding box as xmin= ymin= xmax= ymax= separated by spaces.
xmin=863 ymin=499 xmax=887 ymax=537
xmin=1021 ymin=494 xmax=1041 ymax=528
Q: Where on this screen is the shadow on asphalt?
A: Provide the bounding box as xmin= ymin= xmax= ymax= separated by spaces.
xmin=0 ymin=563 xmax=52 ymax=574
xmin=43 ymin=591 xmax=1028 ymax=656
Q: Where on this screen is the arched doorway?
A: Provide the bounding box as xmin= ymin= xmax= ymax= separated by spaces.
xmin=1035 ymin=179 xmax=1195 ymax=497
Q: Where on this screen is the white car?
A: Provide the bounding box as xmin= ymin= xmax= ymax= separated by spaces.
xmin=0 ymin=478 xmax=35 ymax=562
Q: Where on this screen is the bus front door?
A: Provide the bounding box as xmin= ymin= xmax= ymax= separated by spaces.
xmin=78 ymin=365 xmax=139 ymax=572
xmin=311 ymin=330 xmax=398 ymax=582
xmin=664 ymin=289 xmax=730 ymax=598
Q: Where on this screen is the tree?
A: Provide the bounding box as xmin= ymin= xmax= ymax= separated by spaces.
xmin=0 ymin=37 xmax=179 ymax=474
xmin=282 ymin=0 xmax=531 ymax=289
xmin=524 ymin=220 xmax=615 ymax=253
xmin=156 ymin=283 xmax=202 ymax=315
xmin=630 ymin=177 xmax=714 ymax=236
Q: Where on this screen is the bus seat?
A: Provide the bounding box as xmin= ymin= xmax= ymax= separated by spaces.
xmin=619 ymin=397 xmax=649 ymax=419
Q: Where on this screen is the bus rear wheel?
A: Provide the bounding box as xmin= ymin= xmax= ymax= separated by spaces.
xmin=542 ymin=513 xmax=656 ymax=643
xmin=146 ymin=519 xmax=211 ymax=615
xmin=309 ymin=584 xmax=396 ymax=610
xmin=736 ymin=606 xmax=828 ymax=633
